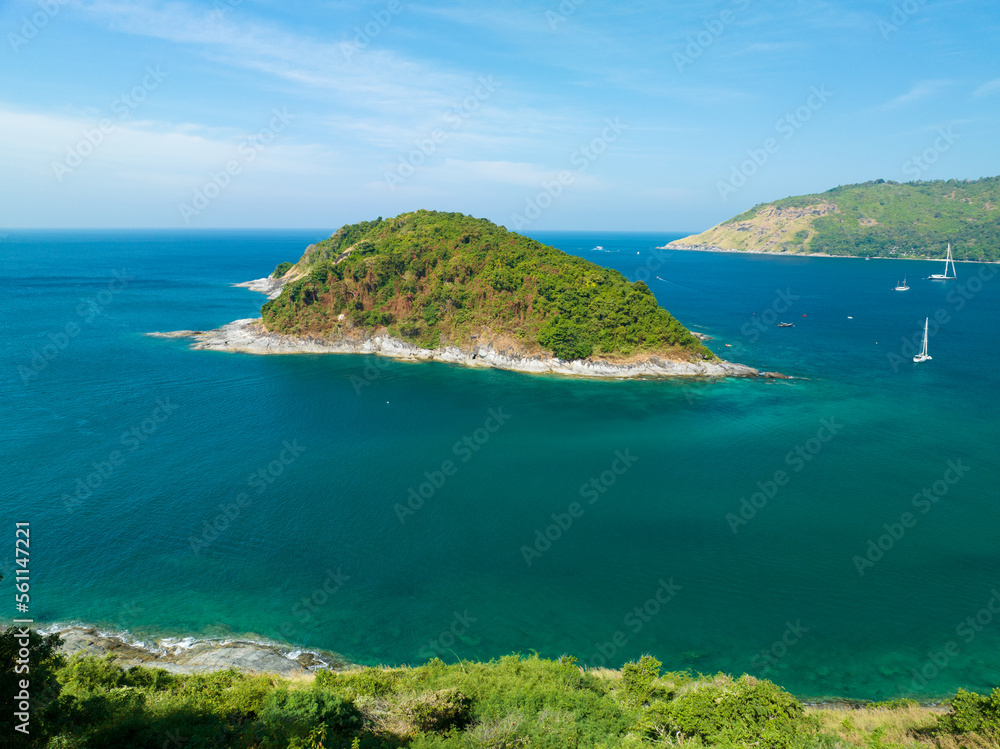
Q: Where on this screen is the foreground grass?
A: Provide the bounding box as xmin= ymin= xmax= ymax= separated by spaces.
xmin=5 ymin=629 xmax=1000 ymax=748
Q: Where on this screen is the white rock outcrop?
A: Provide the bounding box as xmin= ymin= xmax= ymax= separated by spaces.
xmin=184 ymin=318 xmax=761 ymax=379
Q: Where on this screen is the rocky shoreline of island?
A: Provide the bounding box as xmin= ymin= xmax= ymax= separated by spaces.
xmin=661 ymin=242 xmax=995 ymax=263
xmin=147 ymin=278 xmax=787 ymax=380
xmin=150 ymin=318 xmax=782 ymax=380
xmin=661 ymin=242 xmax=862 ymax=258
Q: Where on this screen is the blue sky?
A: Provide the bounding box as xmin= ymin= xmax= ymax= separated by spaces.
xmin=1 ymin=0 xmax=998 ymax=230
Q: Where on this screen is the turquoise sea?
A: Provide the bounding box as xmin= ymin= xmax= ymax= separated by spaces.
xmin=3 ymin=229 xmax=999 ymax=700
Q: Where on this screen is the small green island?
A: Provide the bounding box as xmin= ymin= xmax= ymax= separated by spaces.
xmin=668 ymin=176 xmax=1000 ymax=261
xmin=263 ymin=210 xmax=706 ymax=360
xmin=166 ymin=210 xmax=767 ymax=379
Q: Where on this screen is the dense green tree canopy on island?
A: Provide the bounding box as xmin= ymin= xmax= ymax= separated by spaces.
xmin=780 ymin=178 xmax=1000 ymax=260
xmin=261 ymin=211 xmax=712 ymax=362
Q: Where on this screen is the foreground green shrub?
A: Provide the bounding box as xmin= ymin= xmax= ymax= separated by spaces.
xmin=403 ymin=688 xmax=473 ymax=733
xmin=464 ymin=712 xmax=528 ymax=748
xmin=59 ymin=653 xmax=177 ymax=696
xmin=652 ymin=674 xmax=810 ymax=748
xmin=259 ymin=687 xmax=362 ymax=735
xmin=621 ymin=655 xmax=665 ymax=706
xmin=939 ymin=687 xmax=1000 ymax=736
xmin=177 ymin=669 xmax=274 ymax=716
xmin=319 ymin=665 xmax=405 ymax=698
xmin=59 ymin=654 xmax=129 ymax=692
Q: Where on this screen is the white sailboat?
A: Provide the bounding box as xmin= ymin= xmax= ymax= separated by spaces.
xmin=929 ymin=244 xmax=956 ymax=280
xmin=913 ymin=318 xmax=932 ymax=363
xmin=894 ymin=277 xmax=909 ymax=291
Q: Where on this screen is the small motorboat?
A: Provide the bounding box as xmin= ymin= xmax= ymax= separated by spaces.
xmin=778 ymin=322 xmax=795 ymax=328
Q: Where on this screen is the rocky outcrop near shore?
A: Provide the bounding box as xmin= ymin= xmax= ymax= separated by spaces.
xmin=56 ymin=627 xmax=347 ymax=677
xmin=164 ymin=318 xmax=769 ymax=379
xmin=146 ymin=330 xmax=204 ymax=338
xmin=233 ymin=276 xmax=286 ymax=299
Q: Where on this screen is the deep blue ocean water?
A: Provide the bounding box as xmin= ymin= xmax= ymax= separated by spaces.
xmin=3 ymin=229 xmax=999 ymax=700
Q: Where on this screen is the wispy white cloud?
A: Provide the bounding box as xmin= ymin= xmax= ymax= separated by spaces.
xmin=441 ymin=159 xmax=599 ymax=188
xmin=408 ymin=3 xmax=547 ymax=36
xmin=879 ymin=80 xmax=952 ymax=110
xmin=721 ymin=41 xmax=808 ymax=58
xmin=367 ymin=157 xmax=604 ymax=198
xmin=78 ymin=0 xmax=574 ymax=155
xmin=890 ymin=118 xmax=974 ymax=139
xmin=81 ymin=0 xmax=465 ymax=114
xmin=973 ymin=77 xmax=1000 ymax=98
xmin=0 ymin=105 xmax=340 ymax=197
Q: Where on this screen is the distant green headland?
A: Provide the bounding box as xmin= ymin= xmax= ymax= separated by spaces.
xmin=667 ymin=177 xmax=1000 ymax=261
xmin=263 ymin=210 xmax=711 ymax=363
